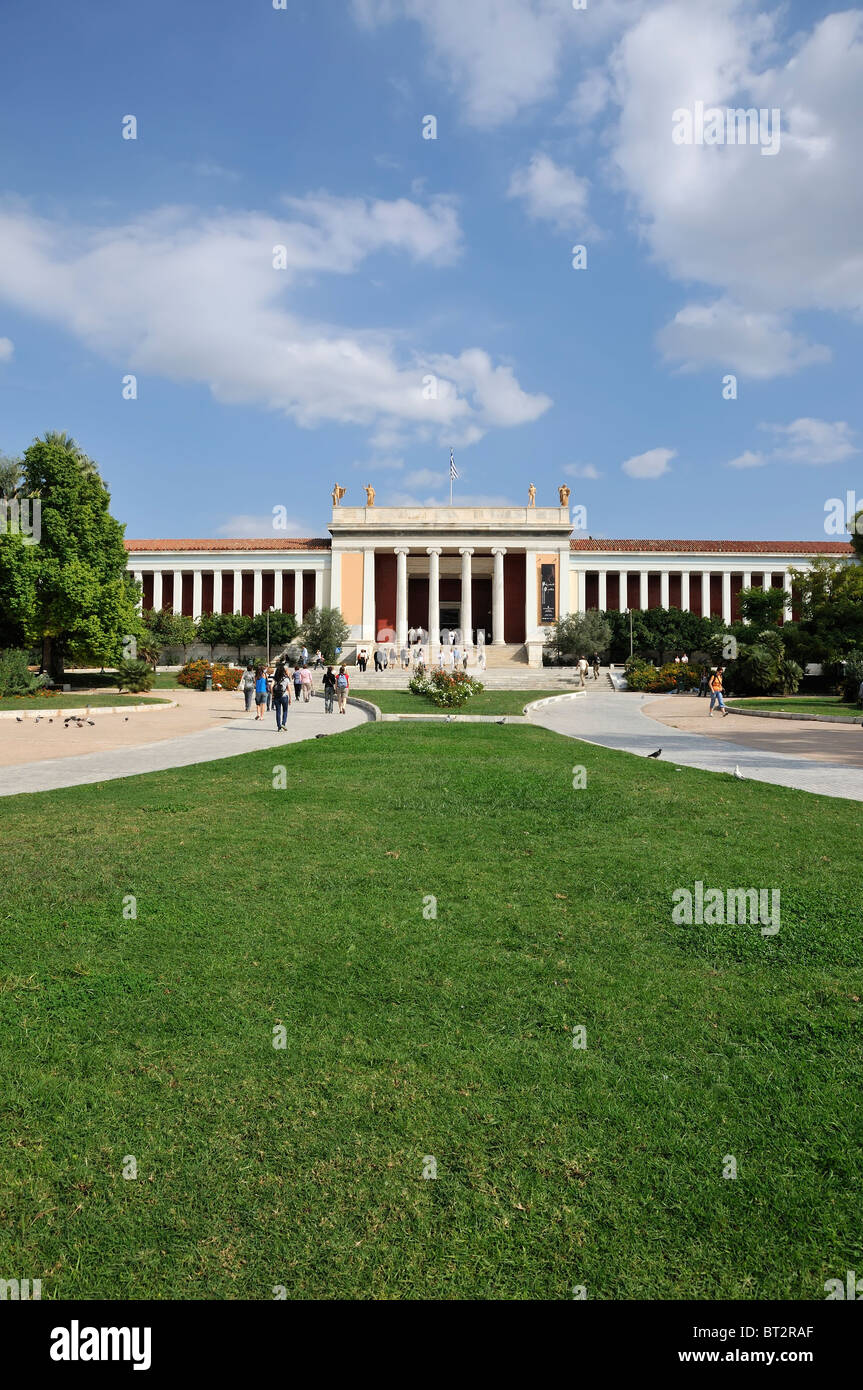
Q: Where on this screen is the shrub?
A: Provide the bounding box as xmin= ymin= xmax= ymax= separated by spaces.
xmin=0 ymin=648 xmax=37 ymax=696
xmin=114 ymin=659 xmax=154 ymax=693
xmin=410 ymin=667 xmax=485 ymax=708
xmin=177 ymin=659 xmax=242 ymax=692
xmin=840 ymin=650 xmax=863 ymax=704
xmin=624 ymin=661 xmax=699 ymax=693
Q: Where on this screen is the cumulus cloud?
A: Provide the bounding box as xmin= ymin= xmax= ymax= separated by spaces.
xmin=609 ymin=2 xmax=863 ymax=374
xmin=508 ymin=153 xmax=595 ymax=234
xmin=727 ymin=449 xmax=767 ymax=470
xmin=726 ymin=419 xmax=859 ymax=469
xmin=0 ymin=336 xmax=12 ymax=362
xmin=657 ymin=299 xmax=831 ymax=379
xmin=216 ymin=513 xmax=313 ymax=538
xmin=621 ymin=446 xmax=675 ymax=479
xmin=0 ymin=196 xmax=549 ymax=446
xmin=564 ymin=462 xmax=601 ymax=479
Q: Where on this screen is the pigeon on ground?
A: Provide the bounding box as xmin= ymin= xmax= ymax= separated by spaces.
xmin=86 ymin=720 xmax=95 ymax=726
xmin=35 ymin=716 xmax=42 ymax=723
xmin=647 ymin=748 xmax=662 ymax=759
xmin=315 ymin=733 xmax=326 ymax=739
xmin=48 ymin=719 xmax=53 ymax=724
xmin=15 ymin=715 xmax=23 ymax=722
xmin=496 ymin=718 xmax=506 ymax=725
xmin=733 ymin=765 xmax=744 ymax=780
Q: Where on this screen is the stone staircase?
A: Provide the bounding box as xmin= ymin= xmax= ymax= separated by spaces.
xmin=348 ymin=664 xmax=619 ymax=692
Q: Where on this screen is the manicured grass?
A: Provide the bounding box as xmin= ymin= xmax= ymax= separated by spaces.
xmin=728 ymin=697 xmax=860 ymax=720
xmin=151 ymin=672 xmax=186 ymax=689
xmin=360 ymin=688 xmax=561 ymax=715
xmin=0 ymin=724 xmax=859 ymax=1300
xmin=0 ymin=693 xmax=170 ymax=710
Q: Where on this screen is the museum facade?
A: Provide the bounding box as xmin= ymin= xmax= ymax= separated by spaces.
xmin=126 ymin=492 xmax=854 ymax=665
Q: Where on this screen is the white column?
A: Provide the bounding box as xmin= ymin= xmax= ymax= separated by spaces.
xmin=133 ymin=571 xmax=143 ymax=611
xmin=294 ymin=571 xmax=304 ymax=625
xmin=783 ymin=569 xmax=793 ymax=623
xmin=680 ymin=572 xmax=690 ymax=612
xmin=192 ymin=568 xmax=203 ymax=619
xmin=252 ymin=568 xmax=263 ymax=616
xmin=525 ymin=551 xmax=538 ymax=640
xmin=598 ymin=569 xmax=607 ymax=611
xmin=172 ymin=569 xmax=183 ymax=615
xmin=660 ymin=570 xmax=670 ymax=610
xmin=314 ymin=568 xmax=324 ymax=611
xmin=721 ymin=571 xmax=732 ymax=625
xmin=742 ymin=570 xmax=752 ymax=591
xmin=233 ymin=568 xmax=243 ymax=614
xmin=492 ymin=547 xmax=506 ymax=645
xmin=576 ymin=568 xmax=586 ymax=614
xmin=273 ymin=569 xmax=282 ymax=613
xmin=459 ymin=547 xmax=473 ymax=643
xmin=152 ymin=569 xmax=163 ymax=612
xmin=394 ymin=548 xmax=409 ymax=647
xmin=427 ymin=547 xmax=441 ymax=646
xmin=762 ymin=570 xmax=773 ymax=592
xmin=639 ymin=570 xmax=648 ymax=610
xmin=362 ymin=549 xmax=376 ymax=640
xmin=558 ymin=550 xmax=571 ymax=618
xmin=701 ymin=571 xmax=712 ymax=618
xmin=212 ymin=570 xmax=223 ymax=615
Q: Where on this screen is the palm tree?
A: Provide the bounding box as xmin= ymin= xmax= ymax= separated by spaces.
xmin=0 ymin=452 xmax=22 ymax=497
xmin=39 ymin=430 xmax=102 ymax=482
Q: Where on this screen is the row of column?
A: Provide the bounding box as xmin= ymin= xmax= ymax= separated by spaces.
xmin=131 ymin=568 xmax=323 ymax=621
xmin=395 ymin=546 xmax=509 ymax=648
xmin=578 ymin=569 xmax=794 ymax=625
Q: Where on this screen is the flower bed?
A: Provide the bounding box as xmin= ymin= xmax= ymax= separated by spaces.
xmin=177 ymin=659 xmax=242 ymax=692
xmin=408 ymin=666 xmax=485 ymax=709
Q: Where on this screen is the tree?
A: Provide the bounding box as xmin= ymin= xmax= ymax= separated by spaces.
xmin=602 ymin=608 xmax=724 ymax=664
xmin=0 ymin=452 xmax=22 ymax=497
xmin=141 ymin=607 xmax=198 ymax=661
xmin=6 ymin=433 xmax=138 ymax=679
xmin=249 ymin=609 xmax=298 ymax=649
xmin=301 ymin=607 xmax=350 ymax=661
xmin=546 ymin=611 xmax=612 ymax=663
xmin=737 ymin=585 xmax=786 ymax=628
xmin=788 ymin=559 xmax=863 ymax=662
xmin=217 ymin=613 xmax=254 ymax=664
xmin=725 ymin=629 xmax=803 ymax=696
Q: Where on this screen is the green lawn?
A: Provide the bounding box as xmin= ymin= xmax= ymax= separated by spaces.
xmin=0 ymin=693 xmax=171 ymax=710
xmin=728 ymin=697 xmax=860 ymax=720
xmin=360 ymin=688 xmax=561 ymax=715
xmin=0 ymin=723 xmax=859 ymax=1300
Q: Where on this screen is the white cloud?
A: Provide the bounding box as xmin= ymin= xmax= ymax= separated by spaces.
xmin=352 ymin=0 xmax=644 ymax=128
xmin=621 ymin=446 xmax=675 ymax=479
xmin=764 ymin=418 xmax=859 ymax=466
xmin=657 ymin=299 xmax=830 ymax=379
xmin=508 ymin=153 xmax=595 ymax=233
xmin=352 ymin=456 xmax=404 ymax=471
xmin=608 ymin=3 xmax=863 ymax=375
xmin=0 ymin=197 xmax=549 ymax=446
xmin=560 ymin=68 xmax=613 ymax=124
xmin=0 ymin=336 xmax=12 ymax=363
xmin=564 ymin=462 xmax=601 ymax=479
xmin=726 ymin=449 xmax=767 ymax=470
xmin=216 ymin=513 xmax=313 ymax=538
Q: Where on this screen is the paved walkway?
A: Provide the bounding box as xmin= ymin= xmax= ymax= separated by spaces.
xmin=529 ymin=691 xmax=863 ymax=801
xmin=0 ymin=697 xmax=368 ymax=797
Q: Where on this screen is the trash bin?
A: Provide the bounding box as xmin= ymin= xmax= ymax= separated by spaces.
xmin=204 ymin=673 xmax=213 ymax=691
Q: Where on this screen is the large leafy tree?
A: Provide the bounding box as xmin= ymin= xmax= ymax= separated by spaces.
xmin=546 ymin=612 xmax=612 ymax=662
xmin=788 ymin=559 xmax=863 ymax=661
xmin=10 ymin=433 xmax=138 ymax=678
xmin=300 ymin=607 xmax=350 ymax=662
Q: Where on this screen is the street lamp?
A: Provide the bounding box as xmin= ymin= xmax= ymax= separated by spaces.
xmin=624 ymin=607 xmax=634 ymax=658
xmin=266 ymin=606 xmax=274 ymax=666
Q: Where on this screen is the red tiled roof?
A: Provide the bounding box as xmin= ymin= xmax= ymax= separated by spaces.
xmin=569 ymin=538 xmax=854 ymax=555
xmin=125 ymin=538 xmax=331 ymax=552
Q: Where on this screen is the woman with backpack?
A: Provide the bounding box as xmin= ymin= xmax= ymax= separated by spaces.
xmin=322 ymin=665 xmax=336 ymax=714
xmin=240 ymin=663 xmax=255 ymax=715
xmin=272 ymin=665 xmax=291 ymax=731
xmin=336 ymin=664 xmax=350 ymax=714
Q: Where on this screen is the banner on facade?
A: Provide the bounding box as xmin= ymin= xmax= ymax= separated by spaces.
xmin=540 ymin=563 xmax=556 ymax=623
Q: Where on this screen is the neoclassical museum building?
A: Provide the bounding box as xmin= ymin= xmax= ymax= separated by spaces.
xmin=126 ymin=487 xmax=853 ymax=666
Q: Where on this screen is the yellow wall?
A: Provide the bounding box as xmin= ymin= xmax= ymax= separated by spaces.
xmin=340 ymin=551 xmax=364 ymax=625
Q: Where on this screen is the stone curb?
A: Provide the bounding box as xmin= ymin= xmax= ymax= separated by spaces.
xmin=346 ymin=696 xmax=382 ymax=722
xmin=523 ymin=691 xmax=589 ymax=715
xmin=727 ymin=705 xmax=863 ymax=726
xmin=378 ymin=712 xmax=527 ymax=723
xmin=0 ymin=700 xmax=177 ymax=721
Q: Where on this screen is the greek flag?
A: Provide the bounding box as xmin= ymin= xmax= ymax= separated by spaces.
xmin=449 ymin=450 xmax=459 ymax=480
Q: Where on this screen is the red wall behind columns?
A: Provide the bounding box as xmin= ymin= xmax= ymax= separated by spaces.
xmin=408 ymin=576 xmax=429 ymax=629
xmin=202 ymin=573 xmax=214 ymax=613
xmin=282 ymin=572 xmax=295 ymax=615
xmin=503 ymin=553 xmax=526 ymax=643
xmin=375 ymin=553 xmax=396 ymax=639
xmin=303 ymin=572 xmax=315 ymax=616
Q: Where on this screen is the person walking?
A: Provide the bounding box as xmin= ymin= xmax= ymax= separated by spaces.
xmin=577 ymin=655 xmax=588 ymax=688
xmin=272 ymin=666 xmax=291 ymax=731
xmin=698 ymin=665 xmax=710 ymax=698
xmin=708 ymin=667 xmax=729 ymax=717
xmin=592 ymin=654 xmax=600 ymax=681
xmin=265 ymin=665 xmax=274 ymax=711
xmin=240 ymin=663 xmax=256 ymax=715
xmin=336 ymin=664 xmax=350 ymax=714
xmin=314 ymin=649 xmax=323 ymax=670
xmin=253 ymin=666 xmax=268 ymax=720
xmin=300 ymin=664 xmax=313 ymax=703
xmin=292 ymin=664 xmax=303 ymax=705
xmin=301 ymin=645 xmax=309 ymax=668
xmin=478 ymin=647 xmax=486 ymax=672
xmin=322 ymin=665 xmax=336 ymax=714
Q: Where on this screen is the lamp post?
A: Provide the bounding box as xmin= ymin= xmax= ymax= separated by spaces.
xmin=266 ymin=606 xmax=273 ymax=666
xmin=624 ymin=607 xmax=634 ymax=658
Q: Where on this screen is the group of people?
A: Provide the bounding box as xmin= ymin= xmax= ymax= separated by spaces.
xmin=365 ymin=642 xmax=487 ymax=673
xmin=575 ymin=655 xmax=603 ymax=686
xmin=238 ymin=659 xmax=351 ymax=728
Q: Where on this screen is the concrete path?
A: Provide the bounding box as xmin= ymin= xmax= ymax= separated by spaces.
xmin=0 ymin=698 xmax=369 ymax=798
xmin=529 ymin=691 xmax=863 ymax=801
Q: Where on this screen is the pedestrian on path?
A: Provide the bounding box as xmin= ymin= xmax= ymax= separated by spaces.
xmin=300 ymin=665 xmax=313 ymax=703
xmin=592 ymin=654 xmax=600 ymax=680
xmin=336 ymin=665 xmax=350 ymax=714
xmin=577 ymin=656 xmax=588 ymax=688
xmin=272 ymin=667 xmax=291 ymax=731
xmin=292 ymin=665 xmax=303 ymax=705
xmin=241 ymin=664 xmax=255 ymax=715
xmin=254 ymin=667 xmax=268 ymax=721
xmin=322 ymin=666 xmax=336 ymax=714
xmin=708 ymin=667 xmax=729 ymax=717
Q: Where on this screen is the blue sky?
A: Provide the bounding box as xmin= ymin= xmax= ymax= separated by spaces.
xmin=0 ymin=0 xmax=860 ymax=541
